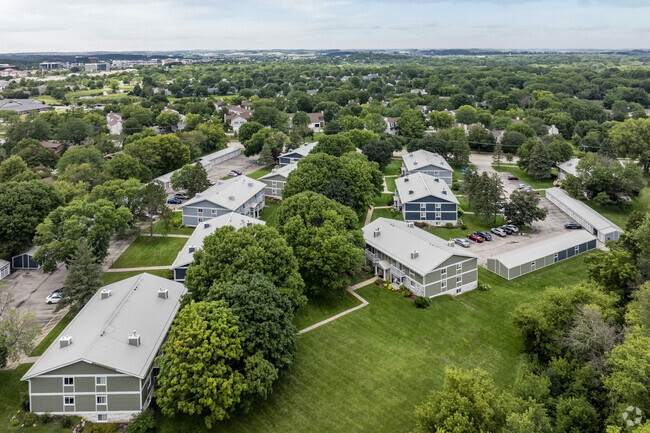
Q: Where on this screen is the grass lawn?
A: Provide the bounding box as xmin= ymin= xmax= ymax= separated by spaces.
xmin=29 ymin=312 xmax=74 ymax=357
xmin=101 ymin=269 xmax=172 ymax=286
xmin=584 ymin=186 xmax=650 ymax=229
xmin=491 ymin=163 xmax=557 ymax=189
xmin=373 ymin=193 xmax=393 ymax=207
xmin=383 ymin=158 xmax=402 ymax=176
xmin=156 ymin=253 xmax=594 ymax=433
xmin=457 ymin=195 xmax=469 ymax=211
xmin=371 ymin=207 xmax=402 ymax=222
xmin=34 ymin=95 xmax=59 ymax=105
xmin=247 ymin=166 xmax=273 ymax=180
xmin=149 ymin=212 xmax=194 ymax=236
xmin=427 ymin=213 xmax=506 ymax=241
xmin=294 ymin=291 xmax=362 ymax=330
xmin=385 ymin=176 xmax=397 ymax=192
xmin=452 ymin=164 xmax=476 ymax=182
xmin=110 ymin=236 xmax=187 ymax=269
xmin=260 ymin=200 xmax=281 ymax=227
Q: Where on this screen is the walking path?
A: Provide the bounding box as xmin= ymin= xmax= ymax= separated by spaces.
xmin=147 ymin=233 xmax=191 ymax=238
xmin=105 ymin=265 xmax=170 ymax=273
xmin=298 ymin=278 xmax=375 ymax=334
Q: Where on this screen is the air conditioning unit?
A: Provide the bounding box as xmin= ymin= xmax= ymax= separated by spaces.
xmin=128 ymin=331 xmax=141 ymax=347
xmin=407 ymin=222 xmax=414 ymax=228
xmin=100 ymin=289 xmax=111 ymax=300
xmin=410 ymin=250 xmax=419 ymax=259
xmin=188 ymin=245 xmax=196 ymax=253
xmin=59 ymin=335 xmax=72 ymax=348
xmin=158 ymin=288 xmax=169 ymax=299
xmin=373 ymin=227 xmax=381 ymax=237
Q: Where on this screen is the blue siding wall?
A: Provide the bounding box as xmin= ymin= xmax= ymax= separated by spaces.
xmin=12 ymin=254 xmax=40 ymax=269
xmin=173 ymin=267 xmax=187 ymax=282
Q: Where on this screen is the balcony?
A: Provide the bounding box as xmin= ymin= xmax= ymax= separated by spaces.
xmin=365 ymin=249 xmax=378 ymax=263
xmin=390 ymin=266 xmax=405 ymax=279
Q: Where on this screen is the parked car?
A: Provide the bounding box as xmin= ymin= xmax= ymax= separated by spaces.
xmin=491 ymin=227 xmax=507 ymax=237
xmin=475 ymin=231 xmax=492 ymax=241
xmin=500 ymin=225 xmax=514 ymax=234
xmin=174 ymin=192 xmax=189 ymax=199
xmin=528 ymin=189 xmax=540 ymax=195
xmin=167 ymin=198 xmax=182 ymax=204
xmin=518 ymin=183 xmax=527 ymax=189
xmin=504 ymin=224 xmax=519 ymax=233
xmin=144 ymin=213 xmax=159 ymax=221
xmin=507 ymin=174 xmax=519 ymax=180
xmin=46 ymin=288 xmax=65 ymax=304
xmin=466 ymin=233 xmax=484 ymax=243
xmin=452 ymin=238 xmax=471 ymax=248
xmin=565 ymin=222 xmax=583 ymax=229
xmin=208 ymin=179 xmax=216 ymax=186
xmin=228 ymin=169 xmax=243 ymax=176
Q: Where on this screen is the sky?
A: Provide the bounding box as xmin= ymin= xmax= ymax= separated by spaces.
xmin=2 ymin=0 xmax=649 ymax=52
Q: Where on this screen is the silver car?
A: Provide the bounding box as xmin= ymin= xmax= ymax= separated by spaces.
xmin=452 ymin=238 xmax=471 ymax=248
xmin=505 ymin=224 xmax=519 ymax=233
xmin=490 ymin=227 xmax=507 ymax=237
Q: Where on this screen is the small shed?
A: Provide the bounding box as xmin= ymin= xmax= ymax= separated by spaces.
xmin=12 ymin=246 xmax=41 ymax=270
xmin=0 ymin=259 xmax=10 ymax=281
xmin=486 ymin=231 xmax=597 ymax=280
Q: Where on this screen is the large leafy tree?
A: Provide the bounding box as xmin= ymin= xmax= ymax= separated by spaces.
xmin=56 ymin=146 xmax=104 ymax=173
xmin=55 ymin=117 xmax=93 ymax=145
xmin=313 ymin=133 xmax=355 ymax=157
xmin=283 ymin=152 xmax=382 ymax=213
xmin=0 ymin=285 xmax=40 ymax=368
xmin=277 ymin=191 xmax=364 ymax=295
xmin=140 ymin=182 xmax=172 ymax=237
xmin=0 ymin=155 xmax=38 ymax=182
xmin=185 ymin=225 xmax=306 ymax=310
xmin=238 ymin=121 xmax=264 ymax=143
xmin=11 ymin=138 xmax=58 ymax=168
xmin=124 ymin=134 xmax=191 ymax=177
xmin=89 ymin=178 xmax=145 ymax=219
xmin=398 ymin=109 xmax=425 ymax=140
xmin=503 ymin=190 xmax=548 ymax=226
xmin=0 ymin=180 xmax=64 ymax=256
xmin=59 ymin=238 xmax=102 ymax=312
xmin=362 ymin=139 xmax=394 ymax=170
xmin=33 ymin=199 xmax=132 ymax=272
xmin=462 ymin=171 xmax=504 ymax=224
xmin=170 ymin=163 xmax=210 ymax=197
xmin=155 ymin=301 xmax=246 ymax=428
xmin=609 ymin=117 xmax=650 ymax=172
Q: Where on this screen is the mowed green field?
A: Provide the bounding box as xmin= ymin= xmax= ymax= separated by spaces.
xmin=157 ymin=253 xmax=594 ymax=433
xmin=110 ymin=236 xmax=187 ymax=268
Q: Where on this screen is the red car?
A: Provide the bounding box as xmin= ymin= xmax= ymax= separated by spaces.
xmin=466 ymin=233 xmax=484 ymax=243
xmin=528 ymin=190 xmax=540 ymax=195
xmin=507 ymin=174 xmax=519 ymax=180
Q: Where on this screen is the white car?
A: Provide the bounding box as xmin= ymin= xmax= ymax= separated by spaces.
xmin=46 ymin=288 xmax=64 ymax=304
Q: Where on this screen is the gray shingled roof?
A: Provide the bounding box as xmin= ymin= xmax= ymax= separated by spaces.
xmin=22 ymin=273 xmax=186 ymax=380
xmin=363 ymin=218 xmax=477 ymax=275
xmin=170 ymin=212 xmax=265 ymax=269
xmin=395 ymin=172 xmax=459 ymax=204
xmin=182 ymin=175 xmax=265 ymax=209
xmin=279 ymin=142 xmax=317 ymax=158
xmin=489 ymin=231 xmax=596 ymax=268
xmin=402 ymin=149 xmax=453 ymax=173
xmin=0 ymin=99 xmax=50 ymax=112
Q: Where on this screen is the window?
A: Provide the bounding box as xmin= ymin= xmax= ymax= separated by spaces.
xmin=63 ymin=377 xmax=74 ymax=386
xmin=96 ymin=395 xmax=107 ymax=405
xmin=435 ymin=203 xmax=441 ymax=210
xmin=95 ymin=377 xmax=106 ymax=386
xmin=441 ymin=268 xmax=447 ymax=276
xmin=554 ymin=253 xmax=558 ymax=263
xmin=64 ymin=396 xmax=74 ymax=406
xmin=456 ymin=276 xmax=462 ymax=284
xmin=420 ymin=203 xmax=426 ymax=210
xmin=456 ymin=288 xmax=462 ymax=294
xmin=441 ymin=281 xmax=447 ymax=289
xmin=197 ymin=208 xmax=203 ymax=214
xmin=211 ymin=209 xmax=217 ymax=215
xmin=435 ymin=212 xmax=441 ymax=219
xmin=575 ymin=246 xmax=579 ymax=254
xmin=272 ymin=181 xmax=277 ymax=187
xmin=97 ymin=414 xmax=107 ymax=422
xmin=420 ymin=212 xmax=426 ymax=219
xmin=456 ymin=263 xmax=462 ymax=271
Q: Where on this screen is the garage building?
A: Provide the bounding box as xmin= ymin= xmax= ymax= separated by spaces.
xmin=12 ymin=246 xmax=41 ymax=270
xmin=0 ymin=259 xmax=10 ymax=281
xmin=486 ymin=231 xmax=597 ymax=280
xmin=546 ymin=188 xmax=622 ymax=243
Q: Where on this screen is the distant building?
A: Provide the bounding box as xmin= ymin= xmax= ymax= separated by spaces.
xmin=39 ymin=62 xmax=62 ymax=70
xmin=258 ymin=162 xmax=298 ymax=199
xmin=288 ymin=112 xmax=325 ymax=132
xmin=278 ymin=142 xmax=317 ymax=167
xmin=0 ymin=99 xmax=50 ymax=114
xmin=223 ymin=105 xmax=253 ymax=134
xmin=384 ymin=117 xmax=399 ymax=135
xmin=106 ymin=112 xmax=123 ymax=135
xmin=40 ymin=141 xmax=65 ymax=154
xmin=401 ymin=149 xmax=454 ymax=185
xmin=557 ymin=158 xmax=580 ymax=181
xmin=0 ymin=259 xmax=9 ymax=281
xmin=84 ymin=63 xmax=109 ymax=72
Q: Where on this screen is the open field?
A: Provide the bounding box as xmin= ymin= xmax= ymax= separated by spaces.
xmin=155 ymin=253 xmax=594 ymax=433
xmin=371 ymin=207 xmax=401 ymax=222
xmin=110 ymin=236 xmax=187 ymax=268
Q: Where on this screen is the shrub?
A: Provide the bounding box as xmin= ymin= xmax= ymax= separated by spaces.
xmin=127 ymin=409 xmax=157 ymax=433
xmin=451 ymin=179 xmax=460 ymax=191
xmin=87 ymin=423 xmax=117 ymax=433
xmin=387 ymin=196 xmax=394 ymax=206
xmin=457 ymin=208 xmax=464 ymax=216
xmin=402 ymin=289 xmax=411 ymax=298
xmin=60 ymin=416 xmax=75 ymax=428
xmin=39 ymin=413 xmax=52 ymax=424
xmin=23 ymin=412 xmax=38 ymax=426
xmin=20 ymin=392 xmax=30 ymax=410
xmin=445 ymin=222 xmax=454 ymax=229
xmin=478 ymin=282 xmax=491 ymax=292
xmin=414 ymin=296 xmax=430 ymax=309
xmin=458 ymin=218 xmax=467 ymax=229
xmin=375 ymin=278 xmax=383 ymax=286
xmin=172 ymin=216 xmax=182 ymax=227
xmin=10 ymin=416 xmax=19 ymax=427
xmin=593 ymin=191 xmax=613 ymax=206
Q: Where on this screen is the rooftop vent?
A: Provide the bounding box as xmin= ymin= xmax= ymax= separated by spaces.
xmin=59 ymin=335 xmax=72 ymax=348
xmin=407 ymin=222 xmax=414 ymax=228
xmin=442 ymin=190 xmax=447 ymax=195
xmin=188 ymin=245 xmax=196 ymax=253
xmin=404 ymin=177 xmax=409 ymax=182
xmin=409 ymin=190 xmax=414 ymax=195
xmin=158 ymin=288 xmax=169 ymax=299
xmin=434 ymin=178 xmax=439 ymax=182
xmin=100 ymin=288 xmax=111 ymax=300
xmin=195 ymin=193 xmax=202 ymax=198
xmin=410 ymin=250 xmax=419 ymax=259
xmin=128 ymin=331 xmax=141 ymax=347
xmin=228 ymin=195 xmax=235 ymax=201
xmin=217 ymin=180 xmax=224 ymax=185
xmin=203 ymin=222 xmax=210 ymax=228
xmin=413 ymin=161 xmax=418 ymax=166
xmin=409 ymin=153 xmax=413 ymax=157
xmin=373 ymin=227 xmax=381 ymax=237
xmin=248 ymin=182 xmax=253 ymax=187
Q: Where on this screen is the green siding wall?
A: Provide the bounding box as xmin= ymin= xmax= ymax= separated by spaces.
xmin=107 ymin=394 xmax=140 ymax=411
xmin=31 ymin=395 xmax=63 ymax=413
xmin=75 ymin=395 xmax=95 ymax=412
xmin=48 ymin=362 xmax=116 ymax=376
xmin=31 ymin=377 xmax=61 ymax=393
xmin=75 ymin=377 xmax=95 ymax=393
xmin=108 ymin=376 xmax=139 ymax=392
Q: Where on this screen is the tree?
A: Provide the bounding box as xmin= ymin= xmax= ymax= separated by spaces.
xmin=454 ymin=105 xmax=478 ymax=124
xmin=55 ymin=117 xmax=93 ymax=145
xmin=277 ymin=191 xmax=364 ymax=296
xmin=89 ymin=178 xmax=145 ymax=219
xmin=0 ymin=155 xmax=37 ymax=182
xmin=170 ymin=163 xmax=210 ymax=197
xmin=463 ymin=171 xmax=504 ymax=224
xmin=124 ymin=134 xmax=191 ymax=178
xmin=576 ymin=153 xmax=644 ymax=203
xmin=33 ymin=199 xmax=132 ymax=272
xmin=407 ymin=136 xmax=450 ymax=158
xmin=104 ymin=153 xmax=149 ymax=181
xmin=492 ymin=142 xmax=505 ymax=167
xmin=501 ymin=131 xmax=527 ymax=153
xmin=195 ymin=120 xmax=228 ymax=152
xmin=155 ymin=301 xmax=246 ymax=428
xmin=398 ymin=109 xmax=425 ymax=140
xmin=503 ymin=190 xmax=548 ymax=226
xmin=450 ymin=134 xmax=471 ymax=168
xmin=0 ymin=284 xmax=40 ymax=368
xmin=343 ymin=129 xmax=380 ymax=151
xmin=0 ymin=180 xmax=64 ymax=256
xmin=155 ymin=111 xmax=180 ymax=133
xmin=362 ymin=139 xmax=394 ymax=170
xmin=238 ymin=121 xmax=264 ymax=143
xmin=468 ymin=125 xmax=492 ymax=151
xmin=313 ymin=134 xmax=355 ymax=157
xmin=11 ymin=138 xmax=58 ymax=168
xmin=527 ymin=143 xmax=553 ymax=180
xmin=414 ymin=368 xmax=507 ymax=433
xmin=140 ymin=182 xmax=171 ymax=237
xmin=56 ymin=146 xmax=104 ymax=173
xmin=364 ymin=113 xmax=388 ymax=135
xmin=5 ymin=116 xmax=51 ymax=151
xmin=548 ymin=139 xmax=573 ymax=165
xmin=291 ymin=111 xmax=310 ymax=127
xmin=59 ymin=238 xmax=102 ymax=312
xmin=283 ymin=152 xmax=382 ymax=213
xmin=185 ymin=225 xmax=306 ymax=310
xmin=243 ymin=128 xmax=287 ymax=157
xmin=554 ymin=397 xmax=599 ymax=433
xmin=428 ymin=111 xmax=454 ymax=129
xmin=609 ymin=117 xmax=650 ymax=172
xmin=586 ymin=249 xmax=640 ymax=303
